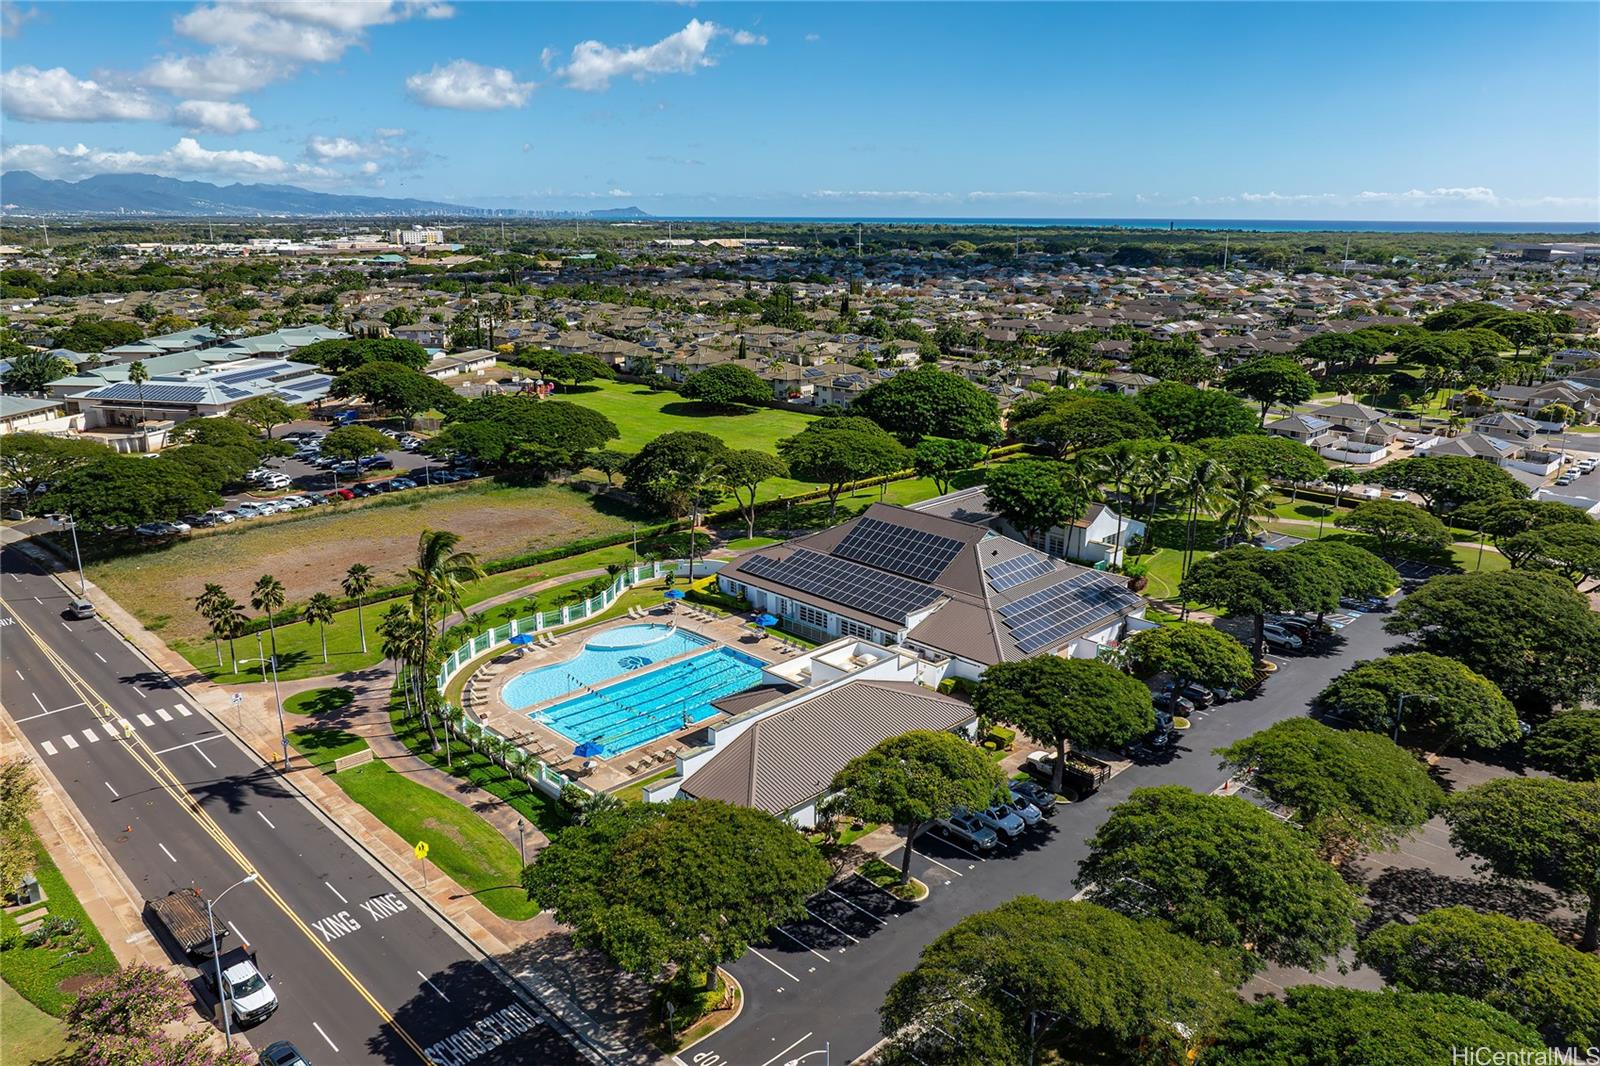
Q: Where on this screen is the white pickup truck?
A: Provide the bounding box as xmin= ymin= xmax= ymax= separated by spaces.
xmin=205 ymin=945 xmax=279 ymax=1029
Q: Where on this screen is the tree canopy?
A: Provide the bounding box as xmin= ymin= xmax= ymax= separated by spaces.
xmin=1199 ymin=433 xmax=1327 ymax=483
xmin=1335 ymin=499 xmax=1451 ymax=554
xmin=622 ymin=430 xmax=728 ymax=515
xmin=296 ymin=337 xmax=429 ymax=372
xmin=982 ymin=458 xmax=1092 ymax=538
xmin=912 ymin=437 xmax=986 ymax=495
xmin=1124 ymin=620 xmax=1255 ymax=693
xmin=1077 ymin=786 xmax=1364 ymax=972
xmin=974 ymin=657 xmax=1154 ymax=794
xmin=1384 ymin=570 xmax=1600 ymax=715
xmin=679 ymin=363 xmax=771 ymax=409
xmin=1 ymin=350 xmax=73 ymax=392
xmin=0 ymin=431 xmax=112 ymax=498
xmin=1359 ymin=906 xmax=1600 ymax=1047
xmin=1204 ymin=987 xmax=1542 ymax=1066
xmin=777 ymin=417 xmax=908 ymax=520
xmin=330 ymin=360 xmax=461 ymax=418
xmin=851 ymin=366 xmax=1001 ymax=444
xmin=831 ymin=730 xmax=1006 ymax=882
xmin=1008 ymin=391 xmax=1159 ymax=458
xmin=1180 ymin=545 xmax=1339 ymax=659
xmin=320 ymin=424 xmax=392 ymax=463
xmin=523 ymin=799 xmax=828 ymax=982
xmin=1503 ymin=521 xmax=1600 ymax=590
xmin=721 ymin=448 xmax=788 ymax=540
xmin=1282 ymin=540 xmax=1398 ymax=603
xmin=1312 ymin=652 xmax=1521 ymax=748
xmin=1221 ymin=356 xmax=1316 ymax=423
xmin=1216 ymin=718 xmax=1442 ymax=859
xmin=432 ymin=394 xmax=619 ymax=470
xmin=228 ymin=394 xmax=307 ymax=438
xmin=39 ymin=455 xmax=219 ymax=531
xmin=1524 ymin=708 xmax=1600 ymax=782
xmin=1374 ymin=455 xmax=1529 ymax=515
xmin=511 ymin=349 xmax=614 ymax=390
xmin=1134 ymin=381 xmax=1258 ymax=442
xmin=879 ymin=897 xmax=1242 ymax=1066
xmin=1444 ymin=777 xmax=1600 ymax=950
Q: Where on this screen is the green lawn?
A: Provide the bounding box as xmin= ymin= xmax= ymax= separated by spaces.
xmin=283 ymin=686 xmax=354 ymax=717
xmin=1 ymin=979 xmax=71 ymax=1063
xmin=0 ymin=830 xmax=118 ymax=1017
xmin=612 ymin=767 xmax=677 ymax=803
xmin=389 ymin=707 xmax=571 ymax=836
xmin=723 ymin=536 xmax=782 ymax=551
xmin=288 ymin=729 xmax=537 ymax=919
xmin=557 ymin=380 xmax=816 ymax=454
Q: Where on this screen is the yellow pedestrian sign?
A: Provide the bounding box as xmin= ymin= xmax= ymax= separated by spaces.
xmin=414 ymin=841 xmax=429 ymax=861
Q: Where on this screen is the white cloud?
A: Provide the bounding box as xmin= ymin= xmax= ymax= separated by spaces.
xmin=253 ymin=1 xmax=454 ymax=32
xmin=1 ymin=65 xmax=167 ymax=122
xmin=608 ymin=188 xmax=631 ymax=197
xmin=1 ymin=137 xmax=335 ymax=184
xmin=175 ymin=98 xmax=259 ymax=133
xmin=360 ymin=161 xmax=380 ymax=175
xmin=141 ymin=50 xmax=286 ymax=99
xmin=306 ymin=135 xmax=367 ymax=161
xmin=405 ymin=60 xmax=533 ymax=110
xmin=557 ymin=19 xmax=763 ymax=91
xmin=374 ymin=127 xmax=406 ymax=139
xmin=175 ymin=1 xmax=453 ymax=62
xmin=2 ymin=1 xmax=41 ymax=38
xmin=803 ymin=32 xmax=821 ymax=44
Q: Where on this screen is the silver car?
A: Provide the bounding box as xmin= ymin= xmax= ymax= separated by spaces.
xmin=1005 ymin=786 xmax=1042 ymax=827
xmin=970 ymin=802 xmax=1026 ymax=842
xmin=934 ymin=810 xmax=998 ymax=852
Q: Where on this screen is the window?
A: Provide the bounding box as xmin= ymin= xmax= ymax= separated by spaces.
xmin=839 ymin=618 xmax=875 ymax=641
xmin=794 ymin=603 xmax=829 ymax=629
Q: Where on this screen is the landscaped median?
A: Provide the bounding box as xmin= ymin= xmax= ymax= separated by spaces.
xmin=286 ymin=728 xmax=537 ymax=920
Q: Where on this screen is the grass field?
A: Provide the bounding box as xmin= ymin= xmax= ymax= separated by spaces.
xmin=283 ymin=687 xmax=353 ymax=716
xmin=0 ymin=830 xmax=118 ymax=1017
xmin=287 ymin=728 xmax=536 ymax=919
xmin=93 ymin=481 xmax=633 ymax=644
xmin=559 ymin=380 xmax=816 ymax=454
xmin=1 ymin=979 xmax=71 ymax=1063
xmin=390 ymin=707 xmax=570 ymax=836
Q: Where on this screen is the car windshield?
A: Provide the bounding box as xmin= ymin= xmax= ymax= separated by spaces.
xmin=230 ymin=972 xmax=266 ymax=998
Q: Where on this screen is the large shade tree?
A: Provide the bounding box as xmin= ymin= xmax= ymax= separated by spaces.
xmin=831 ymin=730 xmax=1006 ymax=883
xmin=1007 ymin=391 xmax=1159 ymax=458
xmin=0 ymin=431 xmax=111 ymax=498
xmin=1335 ymin=500 xmax=1451 ymax=555
xmin=1134 ymin=380 xmax=1258 ymax=442
xmin=982 ymin=458 xmax=1093 ymax=541
xmin=38 ymin=455 xmax=219 ymax=531
xmin=523 ymin=799 xmax=828 ymax=988
xmin=1312 ymin=652 xmax=1521 ymax=748
xmin=1124 ymin=620 xmax=1255 ymax=696
xmin=1180 ymin=545 xmax=1338 ymax=660
xmin=973 ymin=657 xmax=1154 ymax=794
xmin=1384 ymin=570 xmax=1600 ymax=715
xmin=1076 ymin=786 xmax=1364 ymax=972
xmin=1525 ymin=708 xmax=1600 ymax=782
xmin=1444 ymin=777 xmax=1600 ymax=951
xmin=851 ymin=366 xmax=1001 ymax=444
xmin=1374 ymin=455 xmax=1529 ymax=516
xmin=680 ymin=363 xmax=770 ymax=409
xmin=777 ymin=417 xmax=908 ymax=520
xmin=879 ymin=898 xmax=1242 ymax=1066
xmin=1221 ymin=356 xmax=1316 ymax=423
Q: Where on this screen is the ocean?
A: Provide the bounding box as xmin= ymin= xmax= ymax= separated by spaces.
xmin=651 ymin=215 xmax=1599 ymax=235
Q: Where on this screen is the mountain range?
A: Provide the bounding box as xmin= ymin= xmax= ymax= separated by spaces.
xmin=0 ymin=171 xmax=653 ymax=219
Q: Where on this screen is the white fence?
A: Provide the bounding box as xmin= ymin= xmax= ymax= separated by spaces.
xmin=432 ymin=556 xmax=727 ymax=799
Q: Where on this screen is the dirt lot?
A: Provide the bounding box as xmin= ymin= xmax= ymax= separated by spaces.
xmin=88 ymin=482 xmax=632 ymax=641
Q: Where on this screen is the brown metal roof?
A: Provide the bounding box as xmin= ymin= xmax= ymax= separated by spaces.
xmin=680 ymin=681 xmax=977 ymax=815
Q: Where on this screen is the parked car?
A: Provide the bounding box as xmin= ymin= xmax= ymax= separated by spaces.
xmin=972 ymin=801 xmax=1026 ymax=841
xmin=1261 ymin=623 xmax=1303 ymax=650
xmin=1126 ymin=710 xmax=1177 ymax=759
xmin=1008 ymin=778 xmax=1057 ymax=816
xmin=1267 ymin=615 xmax=1316 ymax=638
xmin=389 ymin=477 xmax=418 ymax=490
xmin=1340 ymin=594 xmax=1386 ymax=611
xmin=1004 ymin=786 xmax=1042 ymax=827
xmin=204 ymin=509 xmax=237 ymax=524
xmin=202 ymin=946 xmax=279 ymax=1029
xmin=1160 ymin=681 xmax=1213 ymax=708
xmin=134 ymin=522 xmax=169 ymax=537
xmin=329 ymin=488 xmax=355 ymax=500
xmin=1154 ymin=691 xmax=1197 ymax=716
xmin=259 ymin=1040 xmax=311 ymax=1066
xmin=351 ymin=483 xmax=379 ymax=497
xmin=933 ymin=809 xmax=998 ymax=852
xmin=68 ymin=598 xmax=97 ymax=619
xmin=1025 ymin=749 xmax=1113 ymax=800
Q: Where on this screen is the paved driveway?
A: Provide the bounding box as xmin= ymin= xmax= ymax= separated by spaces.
xmin=686 ymin=602 xmax=1408 ymax=1066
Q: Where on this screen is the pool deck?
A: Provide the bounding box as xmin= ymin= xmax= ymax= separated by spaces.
xmin=464 ymin=605 xmax=793 ymax=794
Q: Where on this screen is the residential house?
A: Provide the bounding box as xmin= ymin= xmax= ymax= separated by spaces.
xmin=912 ymin=487 xmax=1145 ymax=568
xmin=1415 ymin=432 xmax=1562 ymax=477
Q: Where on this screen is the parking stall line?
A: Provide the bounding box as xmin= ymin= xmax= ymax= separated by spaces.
xmin=746 ymin=948 xmax=800 ymax=983
xmin=905 ymin=845 xmax=965 ymax=878
xmin=825 ymin=887 xmax=887 ymax=926
xmin=773 ymin=926 xmax=831 ymax=964
xmin=926 ymin=834 xmax=986 ymax=864
xmin=759 ymin=1032 xmax=814 ymax=1066
xmin=104 ymin=781 xmax=118 ymax=797
xmin=258 ymin=811 xmax=276 ymax=830
xmin=312 ymin=1022 xmax=340 ymax=1054
xmin=158 ymin=843 xmax=177 ymax=863
xmin=804 ymin=906 xmax=861 ymax=944
xmin=852 ymin=872 xmax=916 ymax=907
xmin=93 ymin=652 xmax=106 ymax=664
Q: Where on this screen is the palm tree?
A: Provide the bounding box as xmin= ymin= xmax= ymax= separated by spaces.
xmin=193 ymin=583 xmax=228 ymax=666
xmin=379 ymin=603 xmax=440 ymax=752
xmin=302 ymin=592 xmax=337 ymax=664
xmin=1092 ymin=442 xmax=1141 ymax=570
xmin=1176 ymin=458 xmax=1227 ymax=582
xmin=250 ymin=574 xmax=286 ymax=667
xmin=127 ymin=360 xmax=151 ymax=449
xmin=408 ymin=530 xmax=484 ymax=737
xmin=213 ymin=596 xmax=248 ymax=674
xmin=1216 ymin=470 xmax=1276 ymax=543
xmin=342 ymin=563 xmax=374 ymax=654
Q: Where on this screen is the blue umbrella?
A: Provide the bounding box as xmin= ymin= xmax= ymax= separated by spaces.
xmin=663 ymin=589 xmax=685 ymax=601
xmin=509 ymin=633 xmax=535 ymax=646
xmin=755 ymin=613 xmax=779 ymax=627
xmin=573 ymin=740 xmax=605 ymax=758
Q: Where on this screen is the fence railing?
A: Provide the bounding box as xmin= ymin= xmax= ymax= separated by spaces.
xmin=432 ymin=556 xmax=728 ymax=799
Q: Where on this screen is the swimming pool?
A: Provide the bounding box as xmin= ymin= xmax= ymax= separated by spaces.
xmin=501 ymin=623 xmax=711 ymax=710
xmin=530 ymin=647 xmax=766 ymax=756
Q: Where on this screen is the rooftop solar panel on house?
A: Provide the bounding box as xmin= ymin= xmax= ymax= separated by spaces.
xmin=999 ymin=569 xmax=1141 ymax=653
xmin=834 ymin=517 xmax=966 ymax=583
xmin=741 ymin=548 xmax=943 ymax=623
xmin=90 ymin=382 xmax=206 ymax=403
xmin=214 ymin=364 xmax=285 ymax=385
xmin=985 ymin=551 xmax=1055 ymax=592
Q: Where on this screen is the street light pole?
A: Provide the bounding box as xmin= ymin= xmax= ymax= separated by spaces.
xmin=49 ymin=513 xmax=88 ymax=596
xmin=1394 ymin=691 xmax=1426 ymax=742
xmin=207 ymin=873 xmax=259 ymax=1046
xmin=239 ymin=656 xmax=291 ymax=771
xmin=517 ymin=819 xmax=526 ymax=866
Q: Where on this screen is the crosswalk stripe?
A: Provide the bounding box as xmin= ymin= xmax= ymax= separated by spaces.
xmin=61 ymin=734 xmax=78 ymax=749
xmin=154 ymin=707 xmax=173 ymax=722
xmin=174 ymin=703 xmax=192 ymax=717
xmin=83 ymin=729 xmax=99 ymax=743
xmin=136 ymin=713 xmax=154 ymax=727
xmin=40 ymin=740 xmax=56 ymax=756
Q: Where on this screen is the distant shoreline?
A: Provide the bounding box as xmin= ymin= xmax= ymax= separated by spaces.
xmin=645 ymin=215 xmax=1600 ymax=235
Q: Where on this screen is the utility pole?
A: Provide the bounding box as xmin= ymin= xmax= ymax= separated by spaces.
xmin=857 ymin=223 xmax=863 ymax=257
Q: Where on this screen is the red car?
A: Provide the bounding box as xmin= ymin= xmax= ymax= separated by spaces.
xmin=329 ymin=488 xmax=355 ymax=500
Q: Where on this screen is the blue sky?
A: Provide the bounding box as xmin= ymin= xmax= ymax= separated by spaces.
xmin=2 ymin=1 xmax=1596 ymax=221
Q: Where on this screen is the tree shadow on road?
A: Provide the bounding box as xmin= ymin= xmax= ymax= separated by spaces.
xmin=1361 ymin=865 xmax=1583 ymax=942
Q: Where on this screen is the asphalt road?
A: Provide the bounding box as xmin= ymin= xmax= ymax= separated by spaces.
xmin=0 ymin=546 xmax=595 ymax=1066
xmin=685 ymin=600 xmax=1407 ymax=1066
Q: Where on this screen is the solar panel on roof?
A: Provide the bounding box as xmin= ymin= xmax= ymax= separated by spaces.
xmin=741 ymin=548 xmax=942 ymax=623
xmin=218 ymin=386 xmax=252 ymax=399
xmin=998 ymin=569 xmax=1141 ymax=653
xmin=985 ymin=551 xmax=1055 ymax=592
xmin=834 ymin=517 xmax=965 ymax=582
xmin=92 ymin=382 xmax=206 ymax=403
xmin=214 ymin=365 xmax=285 ymax=385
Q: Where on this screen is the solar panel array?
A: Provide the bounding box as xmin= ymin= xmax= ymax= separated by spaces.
xmin=741 ymin=548 xmax=942 ymax=622
xmin=834 ymin=517 xmax=966 ymax=582
xmin=998 ymin=570 xmax=1142 ymax=653
xmin=985 ymin=551 xmax=1055 ymax=592
xmin=214 ymin=364 xmax=285 ymax=385
xmin=90 ymin=382 xmax=206 ymax=403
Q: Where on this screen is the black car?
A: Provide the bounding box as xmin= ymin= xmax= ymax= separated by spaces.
xmin=1161 ymin=681 xmax=1214 ymax=708
xmin=1126 ymin=709 xmax=1176 ymax=758
xmin=1009 ymin=778 xmax=1057 ymax=816
xmin=260 ymin=1041 xmax=310 ymax=1066
xmin=1153 ymin=691 xmax=1196 ymax=716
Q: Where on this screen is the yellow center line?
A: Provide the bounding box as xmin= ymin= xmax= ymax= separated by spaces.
xmin=3 ymin=600 xmax=435 ymax=1066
